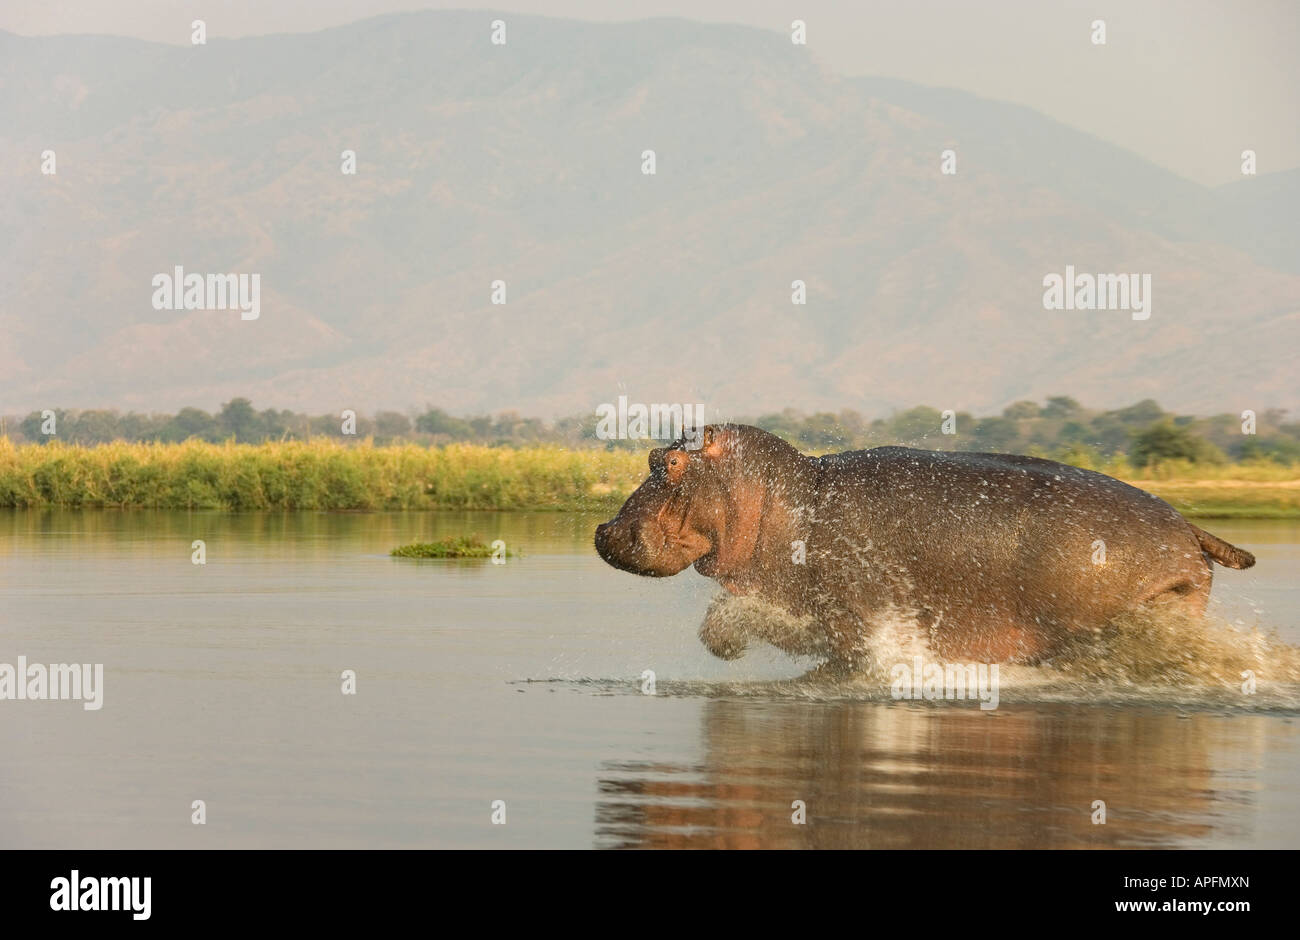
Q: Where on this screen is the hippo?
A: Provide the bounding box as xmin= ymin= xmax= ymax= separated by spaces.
xmin=593 ymin=424 xmax=1255 ymax=668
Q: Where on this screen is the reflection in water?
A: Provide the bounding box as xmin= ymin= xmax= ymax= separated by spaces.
xmin=595 ymin=699 xmax=1279 ymax=849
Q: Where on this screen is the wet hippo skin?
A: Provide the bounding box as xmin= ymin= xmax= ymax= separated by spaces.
xmin=594 ymin=424 xmax=1255 ymax=668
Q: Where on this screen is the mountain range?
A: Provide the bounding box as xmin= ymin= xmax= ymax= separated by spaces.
xmin=1 ymin=11 xmax=1296 ymax=419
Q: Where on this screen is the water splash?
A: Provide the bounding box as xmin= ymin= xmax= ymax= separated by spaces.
xmin=547 ymin=593 xmax=1300 ymax=711
xmin=1048 ymin=604 xmax=1300 ymax=687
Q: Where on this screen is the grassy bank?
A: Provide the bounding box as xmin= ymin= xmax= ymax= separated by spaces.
xmin=0 ymin=438 xmax=1297 ymax=517
xmin=1130 ymin=480 xmax=1300 ymax=519
xmin=0 ymin=439 xmax=642 ymax=511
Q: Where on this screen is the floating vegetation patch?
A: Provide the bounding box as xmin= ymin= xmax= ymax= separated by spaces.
xmin=389 ymin=535 xmax=514 ymax=559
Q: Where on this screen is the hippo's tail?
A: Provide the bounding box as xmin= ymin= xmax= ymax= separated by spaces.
xmin=1190 ymin=524 xmax=1256 ymax=569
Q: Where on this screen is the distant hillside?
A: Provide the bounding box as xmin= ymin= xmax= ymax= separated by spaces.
xmin=1 ymin=11 xmax=1297 ymax=418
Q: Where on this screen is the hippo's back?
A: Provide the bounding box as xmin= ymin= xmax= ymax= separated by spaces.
xmin=818 ymin=445 xmax=1174 ymax=518
xmin=808 ymin=445 xmax=1208 ymax=643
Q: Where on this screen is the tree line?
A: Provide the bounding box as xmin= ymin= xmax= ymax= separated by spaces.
xmin=5 ymin=396 xmax=1298 ymax=468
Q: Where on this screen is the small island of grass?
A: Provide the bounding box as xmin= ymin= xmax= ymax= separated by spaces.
xmin=389 ymin=535 xmax=514 ymax=558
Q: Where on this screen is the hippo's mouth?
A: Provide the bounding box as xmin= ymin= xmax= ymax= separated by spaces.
xmin=660 ymin=492 xmax=715 ymax=572
xmin=658 ymin=489 xmax=693 ymax=533
xmin=596 ymin=485 xmax=715 ymax=577
xmin=693 ymin=548 xmax=719 ymax=576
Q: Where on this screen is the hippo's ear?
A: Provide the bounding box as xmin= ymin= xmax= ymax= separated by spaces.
xmin=700 ymin=425 xmax=728 ymax=460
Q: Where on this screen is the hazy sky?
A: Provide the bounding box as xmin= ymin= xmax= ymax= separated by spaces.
xmin=4 ymin=0 xmax=1298 ymax=185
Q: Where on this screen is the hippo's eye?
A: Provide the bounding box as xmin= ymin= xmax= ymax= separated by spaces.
xmin=663 ymin=451 xmax=689 ymax=482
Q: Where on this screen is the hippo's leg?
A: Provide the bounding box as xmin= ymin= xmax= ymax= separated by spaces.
xmin=698 ymin=595 xmax=826 ymax=660
xmin=1138 ymin=568 xmax=1212 ymax=617
xmin=823 ymin=609 xmax=874 ymax=673
xmin=698 ymin=605 xmax=748 ymax=660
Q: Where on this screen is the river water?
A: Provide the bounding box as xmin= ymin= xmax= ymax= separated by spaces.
xmin=1 ymin=510 xmax=1297 ymax=848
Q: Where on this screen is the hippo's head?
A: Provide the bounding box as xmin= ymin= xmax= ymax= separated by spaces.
xmin=594 ymin=425 xmax=800 ymax=579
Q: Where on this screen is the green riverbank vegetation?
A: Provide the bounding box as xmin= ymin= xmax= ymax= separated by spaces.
xmin=1 ymin=436 xmax=1297 ymax=518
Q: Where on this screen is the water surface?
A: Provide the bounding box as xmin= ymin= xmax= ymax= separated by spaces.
xmin=1 ymin=511 xmax=1297 ymax=848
